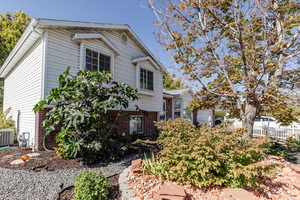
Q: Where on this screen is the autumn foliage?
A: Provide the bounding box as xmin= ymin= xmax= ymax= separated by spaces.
xmin=144 ymin=119 xmax=273 ymax=188
xmin=149 ymin=0 xmax=300 ymax=136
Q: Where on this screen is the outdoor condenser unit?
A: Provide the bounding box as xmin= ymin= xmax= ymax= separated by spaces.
xmin=0 ymin=129 xmax=14 ymax=146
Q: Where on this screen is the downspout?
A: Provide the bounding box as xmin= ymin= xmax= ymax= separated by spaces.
xmin=30 ymin=25 xmax=53 ymax=152
xmin=39 ymin=30 xmax=53 ymax=153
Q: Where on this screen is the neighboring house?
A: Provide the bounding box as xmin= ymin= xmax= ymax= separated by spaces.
xmin=161 ymin=89 xmax=214 ymax=126
xmin=0 ymin=18 xmax=166 ymax=150
xmin=161 ymin=89 xmax=193 ymax=121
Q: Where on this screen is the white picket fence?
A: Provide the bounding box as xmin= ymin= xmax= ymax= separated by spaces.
xmin=253 ymin=126 xmax=300 ymax=139
xmin=0 ymin=129 xmax=14 ymax=146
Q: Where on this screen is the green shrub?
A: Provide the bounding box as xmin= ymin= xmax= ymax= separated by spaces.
xmin=34 ymin=68 xmax=138 ymax=163
xmin=286 ymin=137 xmax=300 ymax=152
xmin=74 ymin=171 xmax=108 ymax=200
xmin=145 ymin=119 xmax=272 ymax=188
xmin=265 ymin=141 xmax=291 ymax=160
xmin=142 ymin=153 xmax=168 ymax=178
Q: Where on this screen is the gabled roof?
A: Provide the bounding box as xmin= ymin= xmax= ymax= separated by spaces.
xmin=132 ymin=56 xmax=161 ymax=70
xmin=72 ymin=33 xmax=121 ymax=55
xmin=0 ymin=18 xmax=166 ymax=77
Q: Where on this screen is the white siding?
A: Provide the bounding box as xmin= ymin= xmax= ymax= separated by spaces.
xmin=45 ymin=29 xmax=163 ymax=112
xmin=3 ymin=39 xmax=43 ymax=146
xmin=172 ymin=93 xmax=191 ymax=118
xmin=197 ymin=109 xmax=214 ymax=126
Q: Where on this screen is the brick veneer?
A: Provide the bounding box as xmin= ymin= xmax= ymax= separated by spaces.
xmin=35 ymin=107 xmax=54 ymax=151
xmin=35 ymin=109 xmax=158 ymax=151
xmin=109 ymin=110 xmax=159 ymax=139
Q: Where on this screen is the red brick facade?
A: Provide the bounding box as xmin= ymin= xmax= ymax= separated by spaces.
xmin=35 ymin=109 xmax=158 ymax=151
xmin=109 ymin=110 xmax=159 ymax=138
xmin=35 ymin=107 xmax=56 ymax=151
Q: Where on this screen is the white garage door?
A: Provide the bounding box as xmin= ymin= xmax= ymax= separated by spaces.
xmin=197 ymin=110 xmax=213 ymax=126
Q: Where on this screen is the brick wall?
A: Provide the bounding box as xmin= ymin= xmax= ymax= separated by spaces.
xmin=35 ymin=107 xmax=56 ymax=151
xmin=35 ymin=109 xmax=158 ymax=151
xmin=109 ymin=110 xmax=158 ymax=139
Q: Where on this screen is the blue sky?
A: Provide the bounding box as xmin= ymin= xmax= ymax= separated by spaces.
xmin=0 ymin=0 xmax=177 ymax=74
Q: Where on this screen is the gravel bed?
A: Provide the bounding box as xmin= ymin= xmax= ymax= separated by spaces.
xmin=119 ymin=167 xmax=139 ymax=200
xmin=0 ymin=154 xmax=140 ymax=200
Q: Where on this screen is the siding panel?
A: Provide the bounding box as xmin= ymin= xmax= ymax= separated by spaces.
xmin=3 ymin=39 xmax=43 ymax=146
xmin=46 ymin=29 xmax=163 ymax=112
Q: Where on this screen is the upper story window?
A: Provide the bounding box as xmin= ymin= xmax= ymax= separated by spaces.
xmin=86 ymin=48 xmax=111 ymax=72
xmin=140 ymin=68 xmax=154 ymax=91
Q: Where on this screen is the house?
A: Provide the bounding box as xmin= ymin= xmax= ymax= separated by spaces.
xmin=161 ymin=89 xmax=214 ymax=126
xmin=0 ymin=18 xmax=166 ymax=150
xmin=161 ymin=89 xmax=193 ymax=121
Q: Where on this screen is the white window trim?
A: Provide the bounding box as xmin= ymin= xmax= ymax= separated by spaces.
xmin=173 ymin=98 xmax=182 ymax=119
xmin=137 ymin=65 xmax=155 ymax=94
xmin=130 ymin=115 xmax=144 ymax=135
xmin=79 ymin=42 xmax=115 ymax=79
xmin=135 ymin=64 xmax=155 ymax=96
xmin=72 ymin=33 xmax=121 ymax=55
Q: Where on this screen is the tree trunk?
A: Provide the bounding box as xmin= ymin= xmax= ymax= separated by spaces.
xmin=242 ymin=103 xmax=258 ymax=139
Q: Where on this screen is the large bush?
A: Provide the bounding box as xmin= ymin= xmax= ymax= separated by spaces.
xmin=286 ymin=137 xmax=300 ymax=152
xmin=144 ymin=119 xmax=272 ymax=188
xmin=34 ymin=68 xmax=138 ymax=162
xmin=74 ymin=171 xmax=108 ymax=200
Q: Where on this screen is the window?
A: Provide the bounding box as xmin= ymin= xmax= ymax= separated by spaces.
xmin=130 ymin=116 xmax=143 ymax=134
xmin=174 ymin=100 xmax=181 ymax=118
xmin=160 ymin=99 xmax=167 ymax=121
xmin=86 ymin=48 xmax=111 ymax=72
xmin=140 ymin=68 xmax=154 ymax=91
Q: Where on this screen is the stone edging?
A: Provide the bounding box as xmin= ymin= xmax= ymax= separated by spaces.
xmin=118 ymin=167 xmax=139 ymax=200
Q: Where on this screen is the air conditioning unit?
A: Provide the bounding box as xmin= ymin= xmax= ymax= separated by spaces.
xmin=0 ymin=129 xmax=14 ymax=146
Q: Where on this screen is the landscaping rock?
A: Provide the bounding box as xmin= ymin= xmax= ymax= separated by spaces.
xmin=289 ymin=163 xmax=300 ymax=173
xmin=157 ymin=182 xmax=186 ymax=200
xmin=292 ymin=175 xmax=300 ymax=190
xmin=269 ymin=155 xmax=284 ymax=161
xmin=10 ymin=159 xmax=24 ymax=165
xmin=131 ymin=159 xmax=142 ymax=173
xmin=26 ymin=153 xmax=40 ymax=157
xmin=1 ymin=154 xmax=141 ymax=200
xmin=220 ymin=188 xmax=259 ymax=200
xmin=119 ymin=167 xmax=139 ymax=200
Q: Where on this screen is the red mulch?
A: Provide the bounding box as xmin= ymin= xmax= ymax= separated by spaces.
xmin=128 ymin=157 xmax=300 ymax=200
xmin=59 ymin=175 xmax=121 ymax=200
xmin=0 ymin=147 xmax=83 ymax=171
